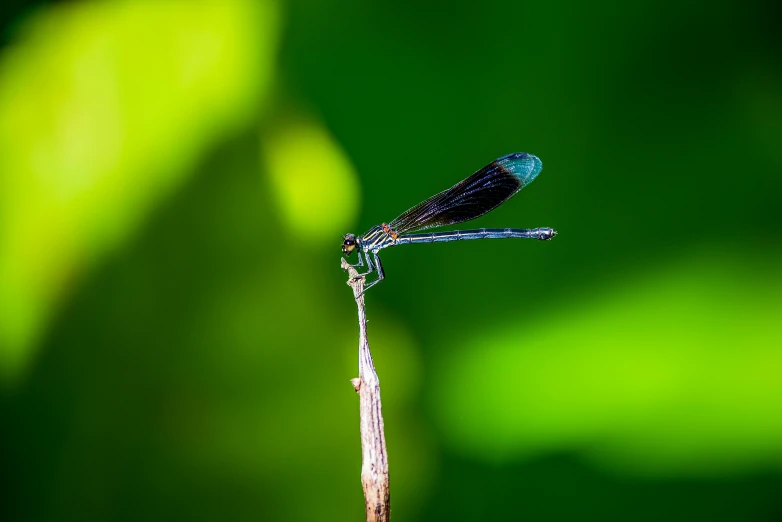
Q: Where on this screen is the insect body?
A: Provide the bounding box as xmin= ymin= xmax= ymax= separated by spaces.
xmin=342 ymin=152 xmax=556 ymax=293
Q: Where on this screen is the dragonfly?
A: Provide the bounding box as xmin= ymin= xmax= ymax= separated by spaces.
xmin=342 ymin=152 xmax=556 ymax=293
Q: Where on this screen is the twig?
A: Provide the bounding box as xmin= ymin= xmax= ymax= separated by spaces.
xmin=341 ymin=258 xmax=390 ymax=522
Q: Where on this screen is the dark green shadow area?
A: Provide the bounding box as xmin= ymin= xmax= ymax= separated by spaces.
xmin=423 ymin=453 xmax=782 ymax=522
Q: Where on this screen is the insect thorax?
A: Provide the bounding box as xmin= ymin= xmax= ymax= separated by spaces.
xmin=361 ymin=225 xmax=396 ymax=251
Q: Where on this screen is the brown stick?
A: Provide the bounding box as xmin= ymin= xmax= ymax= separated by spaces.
xmin=342 ymin=258 xmax=390 ymax=522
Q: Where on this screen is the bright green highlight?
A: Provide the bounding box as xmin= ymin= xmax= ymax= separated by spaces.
xmin=434 ymin=251 xmax=782 ymax=477
xmin=261 ymin=113 xmax=360 ymax=246
xmin=0 ymin=0 xmax=279 ymax=383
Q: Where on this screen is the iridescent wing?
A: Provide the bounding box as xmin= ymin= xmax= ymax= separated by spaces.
xmin=388 ymin=153 xmax=543 ymax=235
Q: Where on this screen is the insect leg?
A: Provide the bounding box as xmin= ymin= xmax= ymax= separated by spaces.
xmin=358 ymin=251 xmax=385 ymax=295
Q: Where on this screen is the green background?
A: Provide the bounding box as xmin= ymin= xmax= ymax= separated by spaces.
xmin=2 ymin=0 xmax=781 ymax=521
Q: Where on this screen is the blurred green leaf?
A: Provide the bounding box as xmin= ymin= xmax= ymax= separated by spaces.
xmin=261 ymin=110 xmax=360 ymax=247
xmin=0 ymin=0 xmax=279 ymax=383
xmin=433 ymin=251 xmax=782 ymax=477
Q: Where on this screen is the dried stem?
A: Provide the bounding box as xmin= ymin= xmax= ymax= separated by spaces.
xmin=341 ymin=258 xmax=390 ymax=522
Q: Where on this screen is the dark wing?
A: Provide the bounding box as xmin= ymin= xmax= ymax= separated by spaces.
xmin=388 ymin=152 xmax=543 ymax=235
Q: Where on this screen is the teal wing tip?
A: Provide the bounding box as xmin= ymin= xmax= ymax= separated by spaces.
xmin=497 ymin=152 xmax=543 ymax=186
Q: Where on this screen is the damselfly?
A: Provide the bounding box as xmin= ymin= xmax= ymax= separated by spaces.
xmin=342 ymin=153 xmax=556 ymax=292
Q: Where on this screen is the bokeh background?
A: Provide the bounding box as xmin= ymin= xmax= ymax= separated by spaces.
xmin=1 ymin=0 xmax=781 ymax=521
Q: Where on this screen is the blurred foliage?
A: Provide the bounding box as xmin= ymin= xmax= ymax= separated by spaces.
xmin=1 ymin=0 xmax=782 ymax=521
xmin=434 ymin=250 xmax=782 ymax=476
xmin=0 ymin=0 xmax=278 ymax=382
xmin=261 ymin=110 xmax=361 ymax=246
